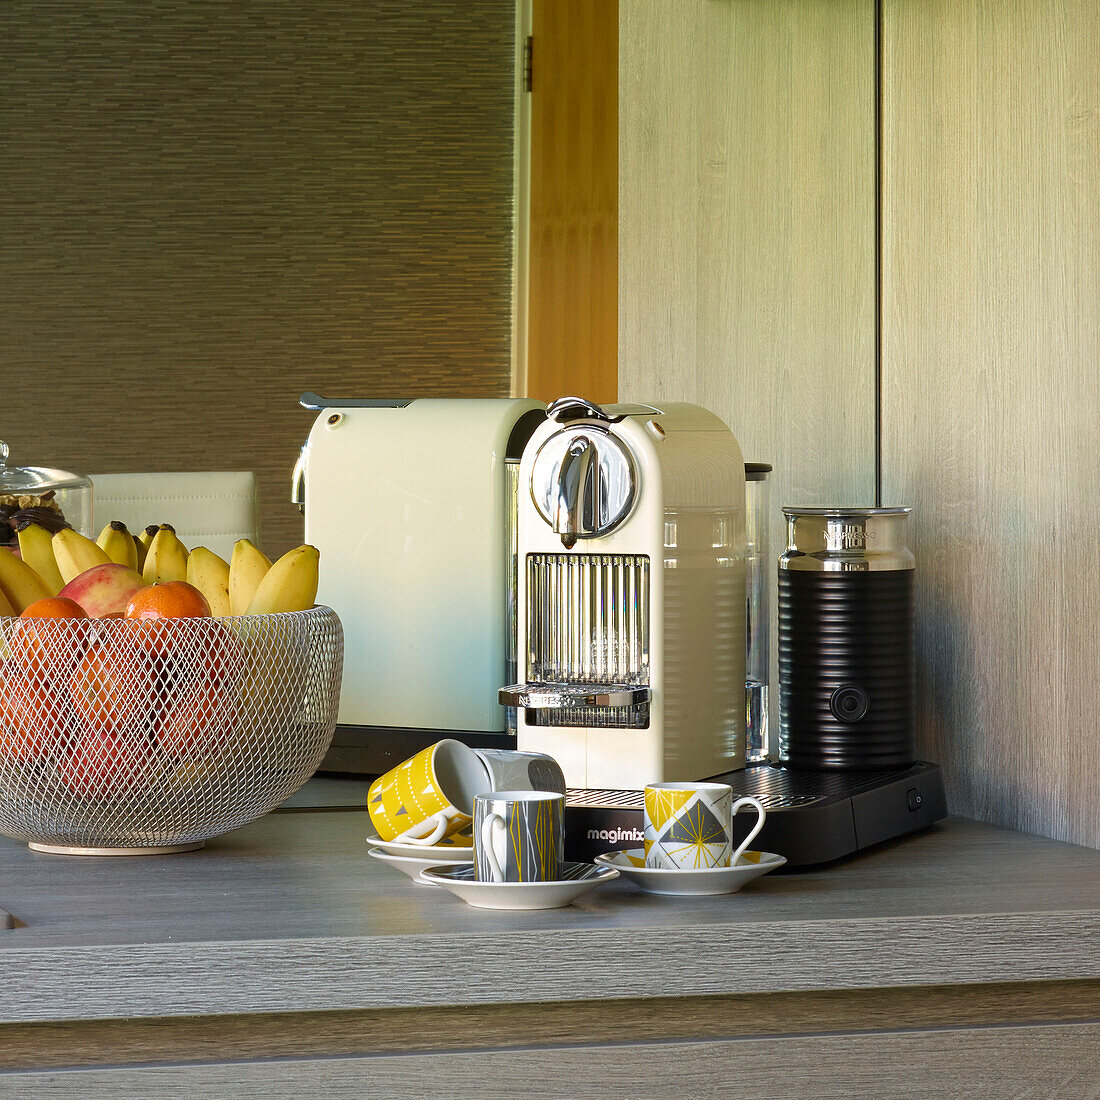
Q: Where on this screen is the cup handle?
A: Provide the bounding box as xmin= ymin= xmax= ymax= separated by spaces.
xmin=729 ymin=796 xmax=766 ymax=866
xmin=394 ymin=811 xmax=449 ymax=846
xmin=480 ymin=812 xmax=506 ymax=882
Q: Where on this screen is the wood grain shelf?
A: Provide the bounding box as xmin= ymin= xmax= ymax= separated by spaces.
xmin=0 ymin=799 xmax=1095 ymax=1024
xmin=0 ymin=782 xmax=1094 ymax=1091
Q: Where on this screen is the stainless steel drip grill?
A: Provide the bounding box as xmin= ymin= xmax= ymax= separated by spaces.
xmin=518 ymin=551 xmax=651 ymax=729
xmin=0 ymin=607 xmax=342 ymax=854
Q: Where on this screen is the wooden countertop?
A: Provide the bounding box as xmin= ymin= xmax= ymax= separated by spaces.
xmin=0 ymin=783 xmax=1096 ymax=1025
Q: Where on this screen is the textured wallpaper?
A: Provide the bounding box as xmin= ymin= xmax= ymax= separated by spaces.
xmin=0 ymin=0 xmax=515 ymax=553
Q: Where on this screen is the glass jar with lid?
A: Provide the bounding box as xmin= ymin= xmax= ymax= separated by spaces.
xmin=0 ymin=441 xmax=92 ymax=547
xmin=745 ymin=462 xmax=772 ymax=761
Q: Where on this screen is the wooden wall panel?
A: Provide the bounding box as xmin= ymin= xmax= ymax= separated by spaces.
xmin=882 ymin=0 xmax=1100 ymax=848
xmin=0 ymin=1 xmax=516 ymax=555
xmin=618 ymin=0 xmax=876 ymax=734
xmin=527 ymin=0 xmax=618 ymax=404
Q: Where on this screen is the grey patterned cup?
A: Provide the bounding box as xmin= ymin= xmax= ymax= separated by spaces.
xmin=474 ymin=790 xmax=565 ymax=883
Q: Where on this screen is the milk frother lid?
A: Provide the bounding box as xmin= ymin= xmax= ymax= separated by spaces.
xmin=782 ymin=506 xmax=910 ymax=517
xmin=780 ymin=507 xmax=914 ymax=567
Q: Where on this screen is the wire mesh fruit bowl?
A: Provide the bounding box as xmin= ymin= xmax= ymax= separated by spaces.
xmin=0 ymin=606 xmax=343 ymax=854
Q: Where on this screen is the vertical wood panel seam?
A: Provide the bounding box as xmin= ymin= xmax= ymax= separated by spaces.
xmin=874 ymin=0 xmax=885 ymax=508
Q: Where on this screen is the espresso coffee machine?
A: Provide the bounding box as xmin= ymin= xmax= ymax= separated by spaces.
xmin=501 ymin=396 xmax=747 ymax=790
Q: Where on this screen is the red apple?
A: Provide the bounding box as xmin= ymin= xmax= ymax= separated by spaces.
xmin=60 ymin=727 xmax=156 ymax=798
xmin=60 ymin=564 xmax=146 ymax=619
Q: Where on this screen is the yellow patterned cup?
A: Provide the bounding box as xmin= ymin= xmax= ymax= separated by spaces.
xmin=368 ymin=739 xmax=491 ymax=844
xmin=644 ymin=783 xmax=765 ymax=870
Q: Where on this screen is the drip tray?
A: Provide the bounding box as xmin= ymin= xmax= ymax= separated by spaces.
xmin=564 ymin=761 xmax=946 ymax=868
xmin=500 ymin=682 xmax=651 ymax=729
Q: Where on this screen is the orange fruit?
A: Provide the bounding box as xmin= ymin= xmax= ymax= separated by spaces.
xmin=59 ymin=728 xmax=155 ymax=798
xmin=159 ymin=680 xmax=236 ymax=757
xmin=19 ymin=597 xmax=88 ymax=620
xmin=0 ymin=660 xmax=76 ymax=760
xmin=10 ymin=597 xmax=91 ymax=680
xmin=125 ymin=582 xmax=211 ymax=621
xmin=123 ymin=582 xmax=212 ymax=666
xmin=70 ymin=636 xmax=159 ymax=740
xmin=2 ymin=599 xmax=89 ymax=758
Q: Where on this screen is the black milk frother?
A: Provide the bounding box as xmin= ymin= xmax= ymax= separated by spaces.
xmin=777 ymin=507 xmax=916 ymax=770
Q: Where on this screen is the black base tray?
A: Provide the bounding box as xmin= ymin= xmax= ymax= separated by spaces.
xmin=564 ymin=762 xmax=947 ymax=868
xmin=322 ymin=727 xmax=947 ymax=870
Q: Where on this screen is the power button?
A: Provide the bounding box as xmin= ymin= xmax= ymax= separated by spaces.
xmin=906 ymin=788 xmax=923 ymax=812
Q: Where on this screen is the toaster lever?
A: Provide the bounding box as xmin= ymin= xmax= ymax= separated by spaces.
xmin=553 ymin=435 xmax=600 ymax=546
xmin=291 ymin=443 xmax=308 ymax=513
xmin=547 ymin=396 xmax=612 ymax=423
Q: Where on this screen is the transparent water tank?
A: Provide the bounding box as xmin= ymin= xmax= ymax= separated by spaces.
xmin=745 ymin=463 xmax=772 ymax=761
xmin=0 ymin=441 xmax=92 ymax=547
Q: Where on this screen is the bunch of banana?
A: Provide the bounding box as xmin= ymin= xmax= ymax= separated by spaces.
xmin=187 ymin=547 xmax=231 ymax=616
xmin=143 ymin=524 xmax=189 ymax=584
xmin=228 ymin=539 xmax=319 ymax=616
xmin=96 ymin=520 xmax=139 ymax=571
xmin=52 ymin=528 xmax=111 ymax=585
xmin=0 ymin=519 xmax=321 ymax=619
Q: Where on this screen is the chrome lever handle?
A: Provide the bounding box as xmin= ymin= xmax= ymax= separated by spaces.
xmin=552 ymin=435 xmax=600 ymax=546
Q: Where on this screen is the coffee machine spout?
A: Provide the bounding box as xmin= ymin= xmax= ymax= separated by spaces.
xmin=552 ymin=435 xmax=599 ymax=546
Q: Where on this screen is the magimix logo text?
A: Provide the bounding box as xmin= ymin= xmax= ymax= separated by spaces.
xmin=587 ymin=827 xmax=644 ymax=843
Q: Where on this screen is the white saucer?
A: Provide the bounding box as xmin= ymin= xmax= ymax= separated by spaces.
xmin=420 ymin=861 xmax=619 ymax=910
xmin=368 ymin=847 xmax=467 ymax=885
xmin=366 ymin=830 xmax=474 ymax=861
xmin=594 ymin=848 xmax=786 ymax=896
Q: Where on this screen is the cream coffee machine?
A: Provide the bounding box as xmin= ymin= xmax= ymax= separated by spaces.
xmin=501 ymin=397 xmax=747 ymax=790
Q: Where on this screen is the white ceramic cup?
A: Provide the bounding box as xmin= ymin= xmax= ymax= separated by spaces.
xmin=474 ymin=790 xmax=565 ymax=883
xmin=645 ymin=783 xmax=767 ymax=870
xmin=474 ymin=749 xmax=567 ymax=796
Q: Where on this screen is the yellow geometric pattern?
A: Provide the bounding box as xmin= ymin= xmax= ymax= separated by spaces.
xmin=643 ymin=786 xmax=693 ymax=832
xmin=367 ymin=743 xmax=472 ymax=842
xmin=505 ymin=797 xmax=559 ymax=882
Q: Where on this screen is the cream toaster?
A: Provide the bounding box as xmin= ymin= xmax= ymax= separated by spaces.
xmin=294 ymin=393 xmax=545 ymax=773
